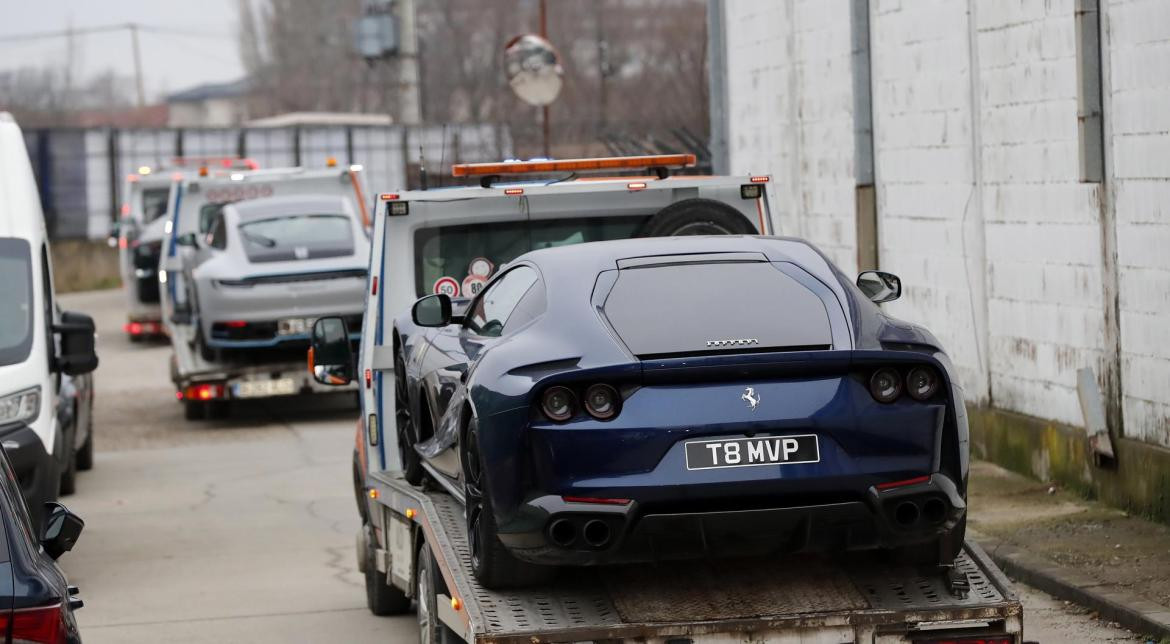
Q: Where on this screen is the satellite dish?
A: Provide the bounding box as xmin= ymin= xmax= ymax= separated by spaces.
xmin=504 ymin=34 xmax=563 ymax=107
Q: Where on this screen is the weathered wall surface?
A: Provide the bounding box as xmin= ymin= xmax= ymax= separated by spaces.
xmin=719 ymin=0 xmax=1170 ymax=451
xmin=1109 ymin=0 xmax=1170 ymax=447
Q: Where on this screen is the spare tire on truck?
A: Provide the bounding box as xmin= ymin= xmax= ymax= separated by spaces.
xmin=638 ymin=198 xmax=758 ymax=237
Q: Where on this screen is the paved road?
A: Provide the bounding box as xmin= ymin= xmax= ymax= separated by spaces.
xmin=58 ymin=288 xmax=1140 ymax=643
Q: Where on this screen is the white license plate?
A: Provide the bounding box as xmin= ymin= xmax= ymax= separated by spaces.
xmin=684 ymin=434 xmax=820 ymax=470
xmin=277 ymin=317 xmax=313 ymax=336
xmin=232 ymin=378 xmax=299 ymax=399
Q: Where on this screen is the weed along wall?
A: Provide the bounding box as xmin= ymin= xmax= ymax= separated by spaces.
xmin=713 ymin=0 xmax=1170 ymax=520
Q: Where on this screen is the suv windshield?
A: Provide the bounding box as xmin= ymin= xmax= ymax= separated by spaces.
xmin=142 ymin=187 xmax=170 ymax=222
xmin=0 ymin=238 xmax=34 ymax=366
xmin=413 ymin=216 xmax=648 ymax=297
xmin=240 ymin=214 xmax=354 ymax=263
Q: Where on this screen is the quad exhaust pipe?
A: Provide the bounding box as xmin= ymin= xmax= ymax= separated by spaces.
xmin=547 ymin=517 xmax=616 ymax=549
xmin=889 ymin=496 xmax=950 ymax=528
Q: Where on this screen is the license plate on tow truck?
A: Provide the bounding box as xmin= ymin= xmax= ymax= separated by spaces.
xmin=278 ymin=317 xmax=313 ymax=336
xmin=232 ymin=378 xmax=299 ymax=399
xmin=685 ymin=434 xmax=820 ymax=470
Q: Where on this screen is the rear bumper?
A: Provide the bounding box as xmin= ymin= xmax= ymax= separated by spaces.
xmin=497 ymin=473 xmax=965 ymax=566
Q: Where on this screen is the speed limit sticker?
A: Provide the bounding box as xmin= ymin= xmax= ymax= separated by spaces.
xmin=468 ymin=257 xmax=494 ymax=278
xmin=433 ymin=276 xmax=460 ymax=297
xmin=462 ymin=275 xmax=487 ymax=297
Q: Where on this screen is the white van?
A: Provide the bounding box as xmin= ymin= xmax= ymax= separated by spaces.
xmin=0 ymin=113 xmax=99 ymax=524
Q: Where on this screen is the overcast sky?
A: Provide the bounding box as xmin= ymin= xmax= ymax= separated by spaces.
xmin=0 ymin=0 xmax=246 ymax=101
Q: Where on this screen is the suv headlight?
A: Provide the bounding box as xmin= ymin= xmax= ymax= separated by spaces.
xmin=0 ymin=387 xmax=41 ymax=426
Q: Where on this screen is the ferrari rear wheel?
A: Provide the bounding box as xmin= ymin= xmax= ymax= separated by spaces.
xmin=396 ymin=351 xmax=424 ymax=486
xmin=462 ymin=417 xmax=555 ymax=589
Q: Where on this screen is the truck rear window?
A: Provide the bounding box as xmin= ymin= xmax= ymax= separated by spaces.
xmin=241 ymin=214 xmax=354 ymax=263
xmin=414 ymin=216 xmax=648 ymax=297
xmin=602 ymin=260 xmax=832 ymax=359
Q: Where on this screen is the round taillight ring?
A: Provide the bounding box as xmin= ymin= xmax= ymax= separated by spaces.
xmin=869 ymin=368 xmax=903 ymax=404
xmin=906 ymin=366 xmax=941 ymax=401
xmin=583 ymin=384 xmax=620 ymax=420
xmin=541 ymin=386 xmax=577 ymax=422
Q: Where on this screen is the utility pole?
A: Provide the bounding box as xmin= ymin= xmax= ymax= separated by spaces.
xmin=393 ymin=0 xmax=422 ymax=124
xmin=539 ymin=0 xmax=551 ymax=158
xmin=129 ymin=23 xmax=146 ymax=108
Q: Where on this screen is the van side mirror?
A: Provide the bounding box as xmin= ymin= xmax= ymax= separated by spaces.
xmin=412 ymin=294 xmax=452 ymax=327
xmin=857 ymin=270 xmax=901 ymax=304
xmin=54 ymin=311 xmax=98 ymax=376
xmin=41 ymin=502 xmax=84 ymax=560
xmin=310 ymin=317 xmax=354 ymax=386
xmin=176 ymin=232 xmax=199 ymax=248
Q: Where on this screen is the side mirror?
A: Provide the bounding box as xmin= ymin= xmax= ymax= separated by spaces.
xmin=310 ymin=317 xmax=354 ymax=386
xmin=54 ymin=311 xmax=99 ymax=376
xmin=857 ymin=270 xmax=902 ymax=304
xmin=412 ymin=294 xmax=452 ymax=327
xmin=41 ymin=502 xmax=84 ymax=560
xmin=176 ymin=232 xmax=199 ymax=248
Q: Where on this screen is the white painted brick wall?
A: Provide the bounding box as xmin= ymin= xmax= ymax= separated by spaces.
xmin=1108 ymin=0 xmax=1170 ymax=446
xmin=720 ymin=0 xmax=1170 ymax=445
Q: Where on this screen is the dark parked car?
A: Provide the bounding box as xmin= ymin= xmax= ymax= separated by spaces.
xmin=321 ymin=235 xmax=969 ymax=589
xmin=0 ymin=444 xmax=85 ymax=643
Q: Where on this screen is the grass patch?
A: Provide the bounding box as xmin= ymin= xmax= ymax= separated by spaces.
xmin=52 ymin=239 xmax=122 ymax=293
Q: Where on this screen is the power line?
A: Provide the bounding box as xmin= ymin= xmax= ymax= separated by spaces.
xmin=0 ymin=22 xmax=234 ymax=44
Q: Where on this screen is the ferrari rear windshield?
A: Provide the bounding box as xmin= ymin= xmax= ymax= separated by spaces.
xmin=240 ymin=214 xmax=354 ymax=263
xmin=603 ymin=259 xmax=833 ymax=358
xmin=413 ymin=216 xmax=648 ymax=297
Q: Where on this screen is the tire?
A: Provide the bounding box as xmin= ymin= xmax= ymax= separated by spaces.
xmin=462 ymin=417 xmax=555 ymax=589
xmin=364 ymin=524 xmax=411 ymax=616
xmin=417 ymin=543 xmax=455 ymax=643
xmin=396 ymin=351 xmax=424 ymax=486
xmin=638 ymin=198 xmax=758 ymax=237
xmin=353 ymin=458 xmax=369 ymax=524
xmin=76 ymin=424 xmax=94 ymax=471
xmin=59 ymin=421 xmax=77 ymax=496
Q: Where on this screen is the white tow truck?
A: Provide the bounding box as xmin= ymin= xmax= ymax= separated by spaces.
xmin=160 ymin=163 xmax=371 ymax=419
xmin=307 ymin=155 xmax=1027 ymax=643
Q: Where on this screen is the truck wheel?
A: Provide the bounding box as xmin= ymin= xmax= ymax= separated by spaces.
xmin=417 ymin=542 xmax=455 ymax=643
xmin=463 ymin=417 xmax=555 ymax=589
xmin=396 ymin=351 xmax=424 ymax=486
xmin=364 ymin=525 xmax=411 ymax=615
xmin=638 ymin=198 xmax=758 ymax=237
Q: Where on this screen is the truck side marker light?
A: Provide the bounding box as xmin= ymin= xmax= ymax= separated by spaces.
xmin=365 ymin=369 xmax=372 ymax=388
xmin=380 ymin=193 xmax=400 ymax=200
xmin=405 ymin=508 xmax=416 ymax=520
xmin=750 ymin=175 xmax=770 ymax=183
xmin=451 ymin=597 xmax=463 ymax=612
xmin=876 ymin=475 xmax=930 ymax=490
xmin=504 ymin=188 xmax=524 ymax=195
xmin=367 ymin=413 xmax=378 ymax=447
xmin=627 ymin=182 xmax=647 ymax=191
xmin=369 ymin=489 xmax=379 ymax=500
xmin=371 ymin=276 xmax=378 ymax=296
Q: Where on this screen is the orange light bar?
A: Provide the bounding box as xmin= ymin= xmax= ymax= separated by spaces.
xmin=451 ymin=154 xmax=697 ymax=177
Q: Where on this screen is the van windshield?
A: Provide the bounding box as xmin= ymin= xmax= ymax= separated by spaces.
xmin=413 ymin=216 xmax=649 ymax=297
xmin=141 ymin=187 xmax=170 ymax=222
xmin=0 ymin=238 xmax=34 ymax=367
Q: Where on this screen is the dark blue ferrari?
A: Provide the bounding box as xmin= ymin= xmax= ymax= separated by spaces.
xmin=393 ymin=236 xmax=968 ymax=589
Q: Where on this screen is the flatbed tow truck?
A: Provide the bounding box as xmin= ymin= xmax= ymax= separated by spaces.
xmin=330 ymin=155 xmax=1026 ymax=643
xmin=161 ymin=164 xmax=368 ymax=419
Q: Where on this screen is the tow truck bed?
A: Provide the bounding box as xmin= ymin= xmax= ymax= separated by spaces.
xmin=367 ymin=470 xmax=1023 ymax=643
